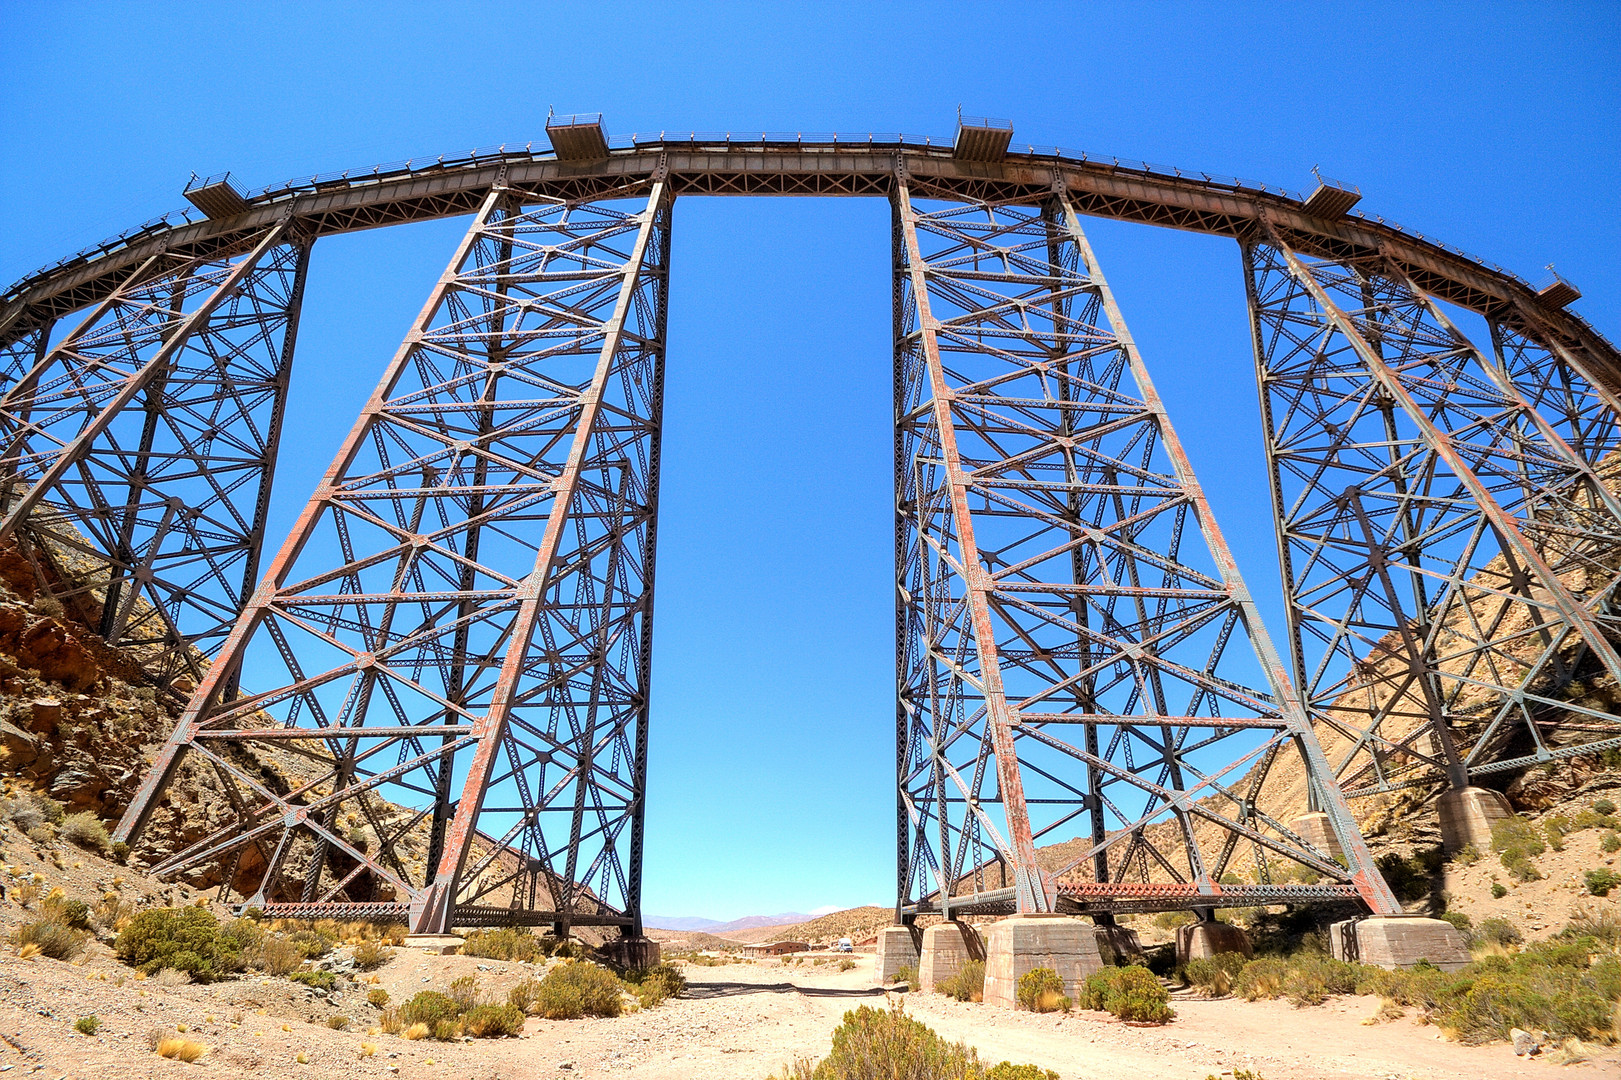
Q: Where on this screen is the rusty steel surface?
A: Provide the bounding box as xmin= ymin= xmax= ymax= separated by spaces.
xmin=1 ymin=121 xmax=1608 ymax=939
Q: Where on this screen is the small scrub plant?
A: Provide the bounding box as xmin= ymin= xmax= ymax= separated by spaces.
xmin=73 ymin=1015 xmax=100 ymax=1036
xmin=1375 ymin=848 xmax=1443 ymax=902
xmin=459 ymin=1003 xmax=524 ymax=1038
xmin=1182 ymin=951 xmax=1246 ymax=997
xmin=245 ymin=934 xmax=301 ymax=976
xmin=13 ymin=915 xmax=86 ymax=960
xmin=1584 ymin=868 xmax=1621 ymax=897
xmin=529 ymin=961 xmax=625 ymax=1020
xmin=623 ymin=963 xmax=686 ymax=1008
xmin=1474 ymin=917 xmax=1522 ymax=948
xmin=458 ymin=926 xmax=542 ymax=963
xmin=934 ymin=959 xmax=985 ymax=1002
xmin=289 ymin=969 xmax=336 ymax=992
xmin=351 ymin=939 xmax=394 ymax=970
xmin=888 ymin=964 xmax=918 ymax=991
xmin=1595 ymin=798 xmax=1617 ymax=817
xmin=1491 ymin=815 xmax=1546 ymax=882
xmin=1602 ymin=831 xmax=1621 ymax=854
xmin=367 ymin=987 xmax=389 ymax=1008
xmin=1490 ymin=882 xmax=1508 ymax=899
xmin=765 ymin=1002 xmax=1056 ymax=1080
xmin=59 ymin=813 xmax=109 ymax=853
xmin=1450 ymin=843 xmax=1481 ymax=867
xmin=286 ymin=927 xmax=334 ymax=959
xmin=1082 ymin=966 xmax=1173 ymax=1022
xmin=1439 ymin=911 xmax=1472 ymax=940
xmin=155 ymin=1037 xmax=208 ymax=1064
xmin=327 ymin=1015 xmax=349 ymax=1030
xmin=114 ymin=908 xmax=242 ymax=982
xmin=1016 ymin=967 xmax=1070 ymax=1013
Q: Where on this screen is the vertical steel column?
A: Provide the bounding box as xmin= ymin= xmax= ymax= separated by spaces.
xmin=1248 ymin=224 xmax=1621 ymax=796
xmin=894 ymin=171 xmax=1397 ymax=922
xmin=116 ymin=178 xmax=670 ymax=940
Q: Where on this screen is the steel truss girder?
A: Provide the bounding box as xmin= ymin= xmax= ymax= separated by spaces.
xmin=893 ymin=172 xmax=1398 ymax=922
xmin=0 ymin=224 xmax=309 ymax=691
xmin=1245 ymin=224 xmax=1621 ymax=798
xmin=113 ymin=179 xmax=671 ymax=939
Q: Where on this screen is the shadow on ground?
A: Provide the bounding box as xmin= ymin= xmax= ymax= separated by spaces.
xmin=684 ymin=981 xmax=897 ymax=1000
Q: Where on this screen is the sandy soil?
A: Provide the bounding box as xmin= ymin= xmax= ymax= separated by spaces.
xmin=6 ymin=948 xmax=1618 ymax=1080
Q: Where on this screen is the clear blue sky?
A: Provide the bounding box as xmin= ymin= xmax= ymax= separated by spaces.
xmin=3 ymin=2 xmax=1617 ymax=920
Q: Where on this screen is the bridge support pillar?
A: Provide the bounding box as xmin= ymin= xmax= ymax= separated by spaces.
xmin=877 ymin=925 xmax=919 ymax=982
xmin=1330 ymin=916 xmax=1470 ymax=971
xmin=1175 ymin=920 xmax=1253 ymax=965
xmin=982 ymin=915 xmax=1109 ymax=1009
xmin=1291 ymin=812 xmax=1346 ymax=861
xmin=1437 ymin=787 xmax=1514 ymax=855
xmin=601 ymin=936 xmax=661 ymax=970
xmin=918 ymin=921 xmax=981 ymax=991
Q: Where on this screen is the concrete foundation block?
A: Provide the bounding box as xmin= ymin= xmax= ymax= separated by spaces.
xmin=982 ymin=915 xmax=1109 ymax=1009
xmin=1291 ymin=811 xmax=1345 ymax=861
xmin=600 ymin=936 xmax=661 ymax=969
xmin=1329 ymin=916 xmax=1469 ymax=972
xmin=876 ymin=925 xmax=919 ymax=981
xmin=402 ymin=933 xmax=464 ymax=955
xmin=1175 ymin=920 xmax=1253 ymax=965
xmin=1437 ymin=786 xmax=1513 ymax=855
xmin=1096 ymin=924 xmax=1146 ymax=966
xmin=919 ymin=921 xmax=981 ymax=990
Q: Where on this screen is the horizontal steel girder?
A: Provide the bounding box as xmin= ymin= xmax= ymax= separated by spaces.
xmin=893 ymin=173 xmax=1398 ymax=922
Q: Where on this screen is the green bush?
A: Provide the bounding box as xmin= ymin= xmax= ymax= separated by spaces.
xmin=326 ymin=1015 xmax=349 ymax=1030
xmin=1594 ymin=798 xmax=1617 ymax=817
xmin=531 ymin=961 xmax=625 ymax=1019
xmin=368 ymin=987 xmax=389 ymax=1008
xmin=461 ymin=1002 xmax=524 ymax=1037
xmin=1016 ymin=967 xmax=1067 ymax=1012
xmin=888 ymin=964 xmax=917 ymax=991
xmin=1375 ymin=848 xmax=1443 ymax=902
xmin=1439 ymin=911 xmax=1471 ymax=938
xmin=765 ymin=1002 xmax=1055 ymax=1080
xmin=1602 ymin=831 xmax=1621 ymax=854
xmin=1081 ymin=966 xmax=1172 ymax=1022
xmin=286 ymin=928 xmax=334 ymax=959
xmin=59 ymin=813 xmax=109 ymax=853
xmin=1584 ymin=868 xmax=1621 ymax=896
xmin=1182 ymin=951 xmax=1247 ymax=997
xmin=1490 ymin=882 xmax=1508 ymax=899
xmin=352 ymin=939 xmax=394 ymax=970
xmin=507 ymin=978 xmax=544 ymax=1015
xmin=624 ymin=963 xmax=685 ymax=1008
xmin=447 ymin=975 xmax=482 ymax=1014
xmin=935 ymin=959 xmax=985 ymax=1002
xmin=1475 ymin=917 xmax=1522 ymax=947
xmin=1491 ymin=816 xmax=1546 ymax=882
xmin=289 ymin=969 xmax=336 ymax=991
xmin=399 ymin=990 xmax=461 ymax=1030
xmin=73 ymin=1015 xmax=99 ymax=1036
xmin=113 ymin=907 xmax=239 ymax=981
xmin=14 ymin=917 xmax=85 ymax=960
xmin=459 ymin=926 xmax=543 ymax=963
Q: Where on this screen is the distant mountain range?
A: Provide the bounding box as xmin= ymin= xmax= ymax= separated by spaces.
xmin=644 ymin=912 xmax=815 ymax=933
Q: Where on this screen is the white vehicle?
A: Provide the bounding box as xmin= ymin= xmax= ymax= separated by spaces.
xmin=836 ymin=938 xmax=853 ymax=953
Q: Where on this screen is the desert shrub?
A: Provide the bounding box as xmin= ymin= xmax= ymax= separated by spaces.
xmin=799 ymin=1002 xmax=984 ymax=1078
xmin=935 ymin=959 xmax=985 ymax=1002
xmin=446 ymin=974 xmax=485 ymax=1013
xmin=327 ymin=1015 xmax=349 ymax=1030
xmin=624 ymin=963 xmax=685 ymax=1008
xmin=154 ymin=1037 xmax=207 ymax=1063
xmin=1375 ymin=848 xmax=1443 ymax=902
xmin=13 ymin=917 xmax=84 ymax=960
xmin=888 ymin=964 xmax=917 ymax=991
xmin=431 ymin=1019 xmax=458 ymax=1041
xmin=1562 ymin=905 xmax=1621 ymax=946
xmin=461 ymin=1003 xmax=524 ymax=1038
xmin=1182 ymin=951 xmax=1246 ymax=997
xmin=59 ymin=813 xmax=109 ymax=853
xmin=1594 ymin=798 xmax=1617 ymax=817
xmin=1017 ymin=967 xmax=1066 ymax=1012
xmin=91 ymin=891 xmax=136 ymax=932
xmin=1152 ymin=910 xmax=1194 ymax=930
xmin=398 ymin=990 xmax=460 ymax=1030
xmin=41 ymin=893 xmax=90 ymax=930
xmin=74 ymin=1015 xmax=99 ymax=1035
xmin=1491 ymin=815 xmax=1546 ymax=882
xmin=507 ymin=978 xmax=544 ymax=1015
xmin=286 ymin=927 xmax=334 ymax=959
xmin=1584 ymin=868 xmax=1621 ymax=896
xmin=1474 ymin=917 xmax=1522 ymax=948
xmin=154 ymin=967 xmax=190 ymax=987
xmin=367 ymin=987 xmax=389 ymax=1008
xmin=115 ymin=907 xmax=242 ymax=980
xmin=1490 ymin=882 xmax=1508 ymax=899
xmin=244 ymin=934 xmax=301 ymax=976
xmin=402 ymin=1022 xmax=429 ymax=1041
xmin=352 ymin=939 xmax=394 ymax=970
xmin=459 ymin=926 xmax=542 ymax=963
xmin=984 ymin=1067 xmax=1058 ymax=1080
xmin=1081 ymin=966 xmax=1171 ymax=1022
xmin=1439 ymin=911 xmax=1472 ymax=940
xmin=1450 ymin=843 xmax=1481 ymax=867
xmin=531 ymin=961 xmax=624 ymax=1019
xmin=1 ymin=791 xmax=64 ymax=832
xmin=289 ymin=970 xmax=336 ymax=992
xmin=1602 ymin=831 xmax=1621 ymax=853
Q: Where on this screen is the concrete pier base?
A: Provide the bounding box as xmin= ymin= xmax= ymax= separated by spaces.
xmin=1329 ymin=916 xmax=1470 ymax=972
xmin=1174 ymin=920 xmax=1253 ymax=965
xmin=877 ymin=925 xmax=920 ymax=981
xmin=1096 ymin=924 xmax=1146 ymax=966
xmin=1291 ymin=811 xmax=1346 ymax=861
xmin=600 ymin=936 xmax=661 ymax=969
xmin=1437 ymin=786 xmax=1513 ymax=854
xmin=982 ymin=915 xmax=1110 ymax=1008
xmin=918 ymin=921 xmax=981 ymax=990
xmin=402 ymin=933 xmax=463 ymax=955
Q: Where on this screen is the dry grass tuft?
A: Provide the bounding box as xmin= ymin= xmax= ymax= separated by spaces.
xmin=402 ymin=1023 xmax=430 ymax=1041
xmin=155 ymin=1037 xmax=208 ymax=1063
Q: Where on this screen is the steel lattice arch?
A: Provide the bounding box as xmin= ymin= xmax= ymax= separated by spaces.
xmin=1 ymin=116 xmax=1616 ymax=946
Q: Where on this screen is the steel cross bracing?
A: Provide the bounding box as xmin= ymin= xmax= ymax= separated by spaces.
xmin=0 ymin=224 xmax=308 ymax=693
xmin=112 ymin=178 xmax=670 ymax=938
xmin=893 ymin=173 xmax=1397 ymax=921
xmin=1245 ymin=225 xmax=1621 ymax=800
